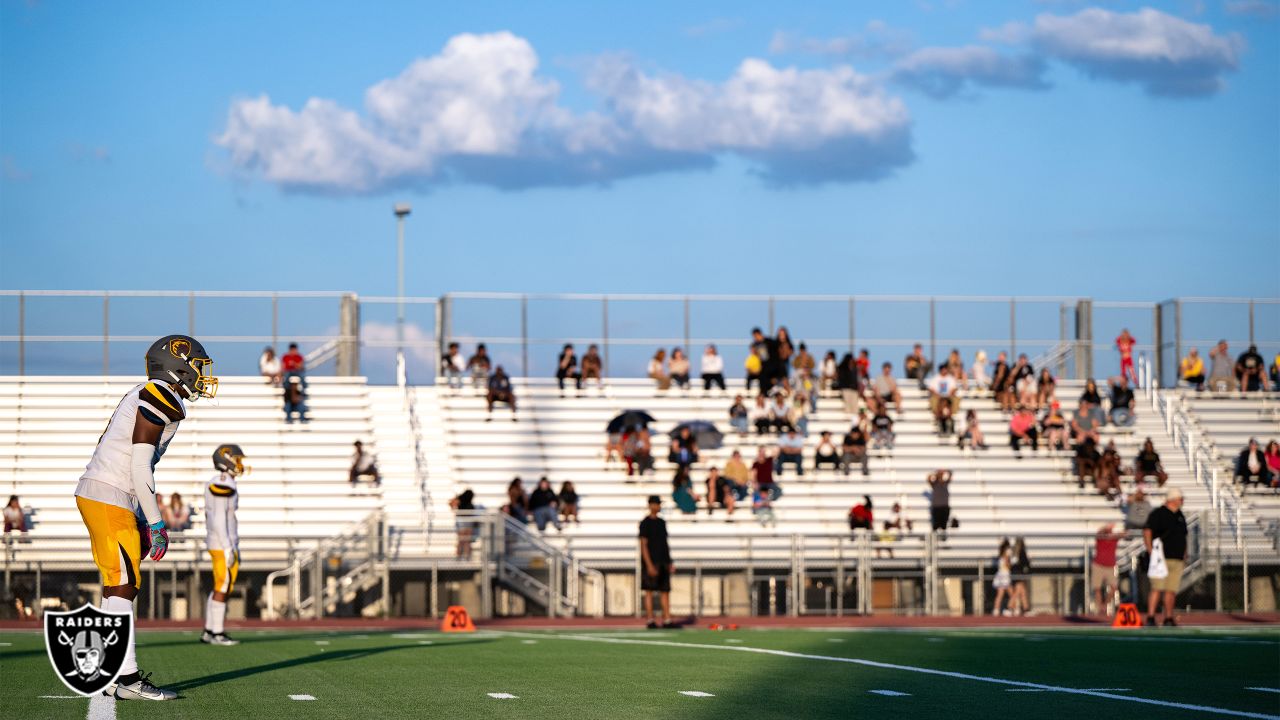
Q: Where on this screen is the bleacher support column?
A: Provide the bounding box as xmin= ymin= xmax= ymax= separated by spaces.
xmin=1154 ymin=302 xmax=1164 ymax=386
xmin=1075 ymin=299 xmax=1093 ymax=380
xmin=339 ymin=293 xmax=360 ymax=377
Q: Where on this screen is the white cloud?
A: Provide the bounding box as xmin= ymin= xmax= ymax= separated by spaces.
xmin=1224 ymin=0 xmax=1279 ymax=18
xmin=892 ymin=46 xmax=1049 ymax=98
xmin=217 ymin=32 xmax=915 ymax=192
xmin=768 ymin=21 xmax=914 ymax=61
xmin=1029 ymin=7 xmax=1244 ymax=96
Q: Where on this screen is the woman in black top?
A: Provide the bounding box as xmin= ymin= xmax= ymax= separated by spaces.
xmin=1035 ymin=368 xmax=1056 ymax=409
xmin=559 ymin=481 xmax=580 ymax=524
xmin=1010 ymin=537 xmax=1031 ymax=616
xmin=556 ymin=344 xmax=580 ymax=394
xmin=1134 ymin=438 xmax=1168 ymax=486
xmin=1080 ymin=379 xmax=1102 ymax=406
xmin=528 ymin=477 xmax=561 ymax=532
xmin=449 ymin=489 xmax=477 ymax=557
xmin=991 ymin=353 xmax=1013 ymax=412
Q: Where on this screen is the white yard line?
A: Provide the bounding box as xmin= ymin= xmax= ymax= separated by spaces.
xmin=87 ymin=693 xmax=115 ymax=720
xmin=39 ymin=695 xmax=79 ymax=699
xmin=497 ymin=631 xmax=1280 ymax=720
xmin=679 ymin=691 xmax=715 ymax=697
xmin=869 ymin=689 xmax=911 ymax=697
xmin=1246 ymin=688 xmax=1280 ymax=694
xmin=289 ymin=694 xmax=316 ymax=701
xmin=487 ymin=693 xmax=519 ymax=699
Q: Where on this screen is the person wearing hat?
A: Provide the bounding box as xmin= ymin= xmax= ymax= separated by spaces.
xmin=638 ymin=495 xmax=676 ymax=629
xmin=1143 ymin=487 xmax=1187 ymax=626
xmin=1092 ymin=523 xmax=1124 ymax=614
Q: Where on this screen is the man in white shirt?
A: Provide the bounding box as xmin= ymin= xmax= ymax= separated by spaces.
xmin=700 ymin=344 xmax=726 ymax=392
xmin=350 ymin=441 xmax=380 ymax=486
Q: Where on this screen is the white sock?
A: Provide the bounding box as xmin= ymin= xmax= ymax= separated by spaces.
xmin=207 ymin=595 xmax=227 ymax=634
xmin=102 ymin=595 xmax=138 ymax=675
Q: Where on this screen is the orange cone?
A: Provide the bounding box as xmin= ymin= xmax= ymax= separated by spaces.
xmin=441 ymin=605 xmax=476 ymax=633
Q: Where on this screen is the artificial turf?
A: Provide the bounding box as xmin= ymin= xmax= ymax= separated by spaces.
xmin=2 ymin=625 xmax=1277 ymax=719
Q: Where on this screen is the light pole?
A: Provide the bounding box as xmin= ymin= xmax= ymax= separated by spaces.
xmin=394 ymin=203 xmax=412 ymax=357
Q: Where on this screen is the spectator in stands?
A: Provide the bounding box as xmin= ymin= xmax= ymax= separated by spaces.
xmin=1208 ymin=340 xmax=1235 ymax=392
xmin=648 ymin=349 xmax=671 ymax=391
xmin=1035 ymin=368 xmax=1056 ymax=410
xmin=991 ymin=351 xmax=1014 ymax=413
xmin=793 ymin=342 xmax=815 ymax=380
xmin=958 ymin=409 xmax=988 ymax=450
xmin=623 ymin=427 xmax=654 ymax=476
xmin=1072 ymin=401 xmax=1102 ymax=445
xmin=1042 ymin=401 xmax=1068 ymax=451
xmin=970 ymin=350 xmax=990 ymax=391
xmin=529 ymin=477 xmax=562 ymax=532
xmin=746 ymin=328 xmax=769 ymax=392
xmin=927 ymin=470 xmax=952 ymax=539
xmin=1115 ymin=329 xmax=1138 ymax=384
xmin=668 ymin=348 xmax=691 ymax=390
xmin=1237 ymin=344 xmax=1268 ymax=392
xmin=348 ymin=440 xmax=380 ymax=486
xmin=258 ymin=346 xmax=282 ymax=386
xmin=814 ymin=431 xmax=840 ymax=472
xmin=723 ymin=450 xmax=750 ymax=494
xmin=1092 ymin=524 xmax=1123 ymax=615
xmin=849 ymin=496 xmax=873 ymax=531
xmin=1235 ymin=438 xmax=1273 ymax=489
xmin=883 ymin=502 xmax=912 ymax=534
xmin=3 ymin=496 xmax=24 ymax=533
xmin=750 ymin=395 xmax=771 ymax=435
xmin=1272 ymin=353 xmax=1280 ymax=390
xmin=856 ymin=348 xmax=872 ymax=385
xmin=1134 ymin=439 xmax=1168 ymax=487
xmin=1010 ymin=537 xmax=1031 ymax=616
xmin=775 ymin=429 xmax=805 ymax=476
xmin=871 ymin=403 xmax=895 ymax=451
xmin=769 ymin=393 xmax=795 ymax=434
xmin=581 ymin=344 xmax=603 ymax=392
xmin=282 ymin=342 xmax=307 ymax=391
xmin=836 ymin=353 xmax=861 ymax=415
xmin=449 ymin=490 xmax=477 ymax=557
xmin=161 ymin=493 xmax=191 ymax=531
xmin=944 ymin=349 xmax=967 ymax=388
xmin=853 ymin=407 xmax=870 ymax=434
xmin=555 ymin=343 xmax=581 ymax=396
xmin=605 ymin=428 xmax=625 ymax=467
xmin=1124 ymin=485 xmax=1152 ymax=530
xmin=774 ymin=327 xmax=795 ymax=388
xmin=1097 ymin=441 xmax=1124 ymax=498
xmin=559 ymin=481 xmax=579 ymax=524
xmin=872 ymin=362 xmax=903 ymax=414
xmin=904 ymin=343 xmax=932 ymax=389
xmin=1075 ymin=437 xmax=1102 ymax=490
xmin=505 ymin=477 xmax=529 ymax=523
xmin=728 ymin=395 xmax=749 ymax=435
xmin=842 ymin=423 xmax=870 ymax=476
xmin=283 ymin=374 xmax=308 ymax=424
xmin=1267 ymin=441 xmax=1280 ymax=487
xmin=790 ymin=390 xmax=811 ymax=436
xmin=442 ymin=342 xmax=466 ymax=391
xmin=1144 ymin=487 xmax=1187 ymax=626
xmin=700 ymin=344 xmax=726 ymax=392
xmin=639 ymin=495 xmax=675 ymax=629
xmin=466 ymin=344 xmax=492 ymax=389
xmin=672 ymin=467 xmax=700 ymax=515
xmin=486 ymin=366 xmax=517 ymax=421
xmin=1009 ymin=405 xmax=1039 ymax=458
xmin=926 ymin=365 xmax=960 ymax=435
xmin=668 ymin=426 xmax=699 ymax=469
xmin=705 ymin=467 xmax=736 ymax=516
xmin=1179 ymin=348 xmax=1205 ymax=391
xmin=992 ymin=538 xmax=1012 ymax=616
xmin=1010 ymin=354 xmax=1036 ymax=408
xmin=1080 ymin=378 xmax=1102 ymax=406
xmin=751 ymin=447 xmax=780 ymax=501
xmin=820 ymin=350 xmax=838 ymax=393
xmin=1109 ymin=376 xmax=1136 ymax=427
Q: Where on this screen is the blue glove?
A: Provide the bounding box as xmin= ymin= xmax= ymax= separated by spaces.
xmin=147 ymin=521 xmax=169 ymax=561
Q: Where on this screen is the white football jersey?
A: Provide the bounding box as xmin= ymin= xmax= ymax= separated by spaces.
xmin=75 ymin=381 xmax=186 ymax=517
xmin=204 ymin=473 xmax=239 ymax=550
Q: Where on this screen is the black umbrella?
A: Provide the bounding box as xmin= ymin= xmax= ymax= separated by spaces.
xmin=606 ymin=410 xmax=656 ymax=434
xmin=670 ymin=420 xmax=724 ymax=450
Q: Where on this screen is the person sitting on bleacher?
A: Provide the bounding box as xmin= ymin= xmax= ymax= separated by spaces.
xmin=814 ymin=431 xmax=841 ymax=472
xmin=1235 ymin=438 xmax=1273 ymax=490
xmin=161 ymin=493 xmax=192 ymax=531
xmin=991 ymin=351 xmax=1014 ymax=412
xmin=555 ymin=343 xmax=581 ymax=396
xmin=768 ymin=392 xmax=795 ymax=434
xmin=1208 ymin=340 xmax=1236 ymax=392
xmin=751 ymin=447 xmax=782 ymax=501
xmin=258 ymin=346 xmax=282 ymax=387
xmin=529 ymin=477 xmax=562 ymax=532
xmin=283 ymin=374 xmax=308 ymax=424
xmin=1123 ymin=485 xmax=1152 ymax=530
xmin=1097 ymin=441 xmax=1124 ymax=499
xmin=705 ymin=467 xmax=736 ymax=516
xmin=820 ymin=350 xmax=838 ymax=394
xmin=1236 ymin=345 xmax=1269 ymax=392
xmin=723 ymin=451 xmax=750 ymax=493
xmin=970 ymin=350 xmax=990 ymax=392
xmin=623 ymin=427 xmax=654 ymax=476
xmin=904 ymin=343 xmax=932 ymax=389
xmin=728 ymin=395 xmax=749 ymax=435
xmin=581 ymin=344 xmax=604 ymax=392
xmin=1179 ymin=348 xmax=1205 ymax=391
xmin=842 ymin=424 xmax=870 ymax=475
xmin=1041 ymin=401 xmax=1068 ymax=451
xmin=926 ymin=365 xmax=960 ymax=435
xmin=1108 ymin=376 xmax=1136 ymax=427
xmin=1008 ymin=405 xmax=1039 ymax=458
xmin=1071 ymin=400 xmax=1102 ymax=445
xmin=349 ymin=440 xmax=380 ymax=486
xmin=4 ymin=495 xmax=26 ymax=533
xmin=672 ymin=467 xmax=701 ymax=515
xmin=466 ymin=344 xmax=492 ymax=389
xmin=505 ymin=477 xmax=529 ymax=523
xmin=1075 ymin=437 xmax=1102 ymax=490
xmin=648 ymin=349 xmax=671 ymax=391
xmin=486 ymin=365 xmax=517 ymax=422
xmin=848 ymin=496 xmax=873 ymax=531
xmin=775 ymin=429 xmax=805 ymax=476
xmin=871 ymin=362 xmax=903 ymax=415
xmin=701 ymin=344 xmax=726 ymax=392
xmin=871 ymin=402 xmax=895 ymax=450
xmin=1267 ymin=441 xmax=1280 ymax=486
xmin=668 ymin=427 xmax=699 ymax=469
xmin=442 ymin=342 xmax=466 ymax=391
xmin=1271 ymin=353 xmax=1280 ymax=390
xmin=668 ymin=347 xmax=691 ymax=390
xmin=281 ymin=342 xmax=307 ymax=390
xmin=1133 ymin=438 xmax=1167 ymax=487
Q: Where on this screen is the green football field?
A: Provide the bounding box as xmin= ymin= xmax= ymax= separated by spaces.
xmin=2 ymin=625 xmax=1278 ymax=719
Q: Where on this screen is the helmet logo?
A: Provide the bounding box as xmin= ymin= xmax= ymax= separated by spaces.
xmin=169 ymin=339 xmax=191 ymax=359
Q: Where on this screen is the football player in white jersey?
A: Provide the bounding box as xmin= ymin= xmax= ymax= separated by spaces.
xmin=202 ymin=444 xmax=244 ymax=646
xmin=75 ymin=334 xmax=217 ymax=701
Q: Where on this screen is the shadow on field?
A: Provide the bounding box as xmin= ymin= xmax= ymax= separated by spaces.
xmin=0 ymin=630 xmax=375 ymax=661
xmin=169 ymin=638 xmax=494 ymax=691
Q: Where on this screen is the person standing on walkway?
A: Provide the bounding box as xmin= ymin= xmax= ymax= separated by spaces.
xmin=928 ymin=470 xmax=952 ymax=539
xmin=1143 ymin=488 xmax=1187 ymax=626
xmin=639 ymin=495 xmax=677 ymax=629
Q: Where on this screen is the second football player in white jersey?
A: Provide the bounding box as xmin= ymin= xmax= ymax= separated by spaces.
xmin=202 ymin=444 xmax=245 ymax=646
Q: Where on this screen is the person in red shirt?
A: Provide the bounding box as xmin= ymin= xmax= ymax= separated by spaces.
xmin=1092 ymin=523 xmax=1124 ymax=614
xmin=848 ymin=496 xmax=873 ymax=531
xmin=281 ymin=343 xmax=305 ymax=373
xmin=1115 ymin=329 xmax=1137 ymax=384
xmin=1008 ymin=405 xmax=1039 ymax=457
xmin=855 ymin=349 xmax=871 ymax=384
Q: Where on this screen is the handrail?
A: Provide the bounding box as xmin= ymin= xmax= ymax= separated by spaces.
xmin=263 ymin=511 xmax=383 ymax=619
xmin=399 ymin=351 xmax=435 ymax=542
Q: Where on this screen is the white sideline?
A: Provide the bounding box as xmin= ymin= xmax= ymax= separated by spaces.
xmin=496 ymin=631 xmax=1280 ymax=720
xmin=87 ymin=693 xmax=115 ymax=720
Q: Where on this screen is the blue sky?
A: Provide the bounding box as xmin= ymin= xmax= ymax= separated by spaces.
xmin=2 ymin=0 xmax=1278 ymax=303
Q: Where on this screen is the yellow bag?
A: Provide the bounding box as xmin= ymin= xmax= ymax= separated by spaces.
xmin=745 ymin=353 xmax=762 ymax=373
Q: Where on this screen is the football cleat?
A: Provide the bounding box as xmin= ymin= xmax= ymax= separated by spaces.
xmin=200 ymin=630 xmax=239 ymax=646
xmin=114 ymin=671 xmax=178 ymax=701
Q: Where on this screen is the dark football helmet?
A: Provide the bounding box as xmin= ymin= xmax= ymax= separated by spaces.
xmin=211 ymin=444 xmax=247 ymax=476
xmin=145 ymin=335 xmax=217 ymax=400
